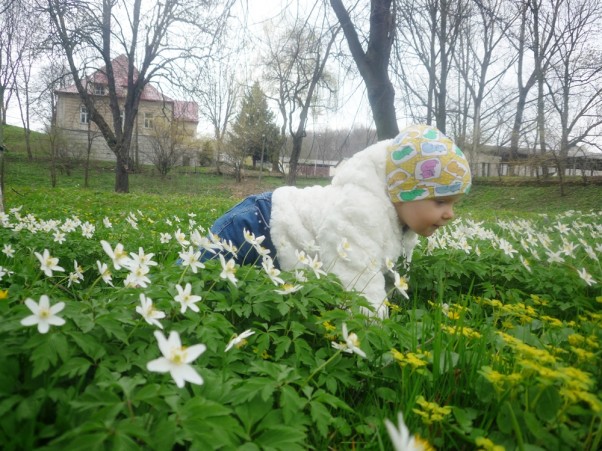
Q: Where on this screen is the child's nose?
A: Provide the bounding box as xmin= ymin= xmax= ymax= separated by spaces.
xmin=442 ymin=205 xmax=454 ymax=220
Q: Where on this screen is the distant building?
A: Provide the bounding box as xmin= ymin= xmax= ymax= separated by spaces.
xmin=54 ymin=55 xmax=199 ymax=166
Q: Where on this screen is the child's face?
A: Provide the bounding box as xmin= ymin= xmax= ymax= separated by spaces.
xmin=394 ymin=194 xmax=463 ymax=237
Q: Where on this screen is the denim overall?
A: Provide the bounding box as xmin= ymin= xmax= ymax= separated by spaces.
xmin=201 ymin=192 xmax=279 ymax=267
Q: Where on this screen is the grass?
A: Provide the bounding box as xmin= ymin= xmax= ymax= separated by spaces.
xmin=3 ymin=144 xmax=601 ymax=220
xmin=1 ymin=124 xmax=601 ymax=450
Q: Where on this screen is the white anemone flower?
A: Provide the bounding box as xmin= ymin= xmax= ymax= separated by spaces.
xmin=67 ymin=260 xmax=85 ymax=287
xmin=34 ymin=249 xmax=65 ymax=277
xmin=100 ymin=240 xmax=131 ymax=270
xmin=2 ymin=244 xmax=15 ymax=258
xmin=225 ymin=329 xmax=255 ymax=351
xmin=174 ymin=283 xmax=202 ymax=313
xmin=262 ymin=257 xmax=284 ymax=285
xmin=219 ymin=254 xmax=238 ymax=285
xmin=178 ymin=246 xmax=204 ymax=273
xmin=129 ymin=247 xmax=158 ymax=269
xmin=337 ymin=238 xmax=352 ymax=261
xmin=96 ymin=260 xmax=113 ymax=286
xmin=331 ymin=323 xmax=366 ymax=358
xmin=174 ymin=229 xmax=190 ymax=247
xmin=21 ymin=295 xmax=66 ymax=334
xmin=147 ymin=330 xmax=206 ymax=388
xmin=243 ymin=228 xmax=265 ymax=247
xmin=136 ymin=293 xmax=165 ymax=329
xmin=394 ymin=273 xmax=410 ymax=299
xmin=275 ymin=283 xmax=303 ymax=295
xmin=307 ymin=254 xmax=327 ymax=279
xmin=577 ymin=268 xmax=596 ymax=286
xmin=384 ymin=412 xmax=426 ymax=451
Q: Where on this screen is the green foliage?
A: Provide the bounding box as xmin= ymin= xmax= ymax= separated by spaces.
xmin=229 ymin=81 xmax=283 ymax=165
xmin=0 ymin=186 xmax=601 ymax=450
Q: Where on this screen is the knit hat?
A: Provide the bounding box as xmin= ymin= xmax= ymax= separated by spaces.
xmin=386 ymin=124 xmax=471 ymax=203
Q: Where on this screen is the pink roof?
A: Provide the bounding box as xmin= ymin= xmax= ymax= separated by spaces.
xmin=57 ymin=54 xmax=198 ymax=122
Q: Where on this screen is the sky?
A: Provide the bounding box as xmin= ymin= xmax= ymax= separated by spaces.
xmin=4 ymin=0 xmax=374 ymax=135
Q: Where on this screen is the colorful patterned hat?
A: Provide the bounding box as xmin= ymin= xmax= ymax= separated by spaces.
xmin=386 ymin=124 xmax=472 ymax=203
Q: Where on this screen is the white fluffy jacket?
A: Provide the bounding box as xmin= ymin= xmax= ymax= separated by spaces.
xmin=270 ymin=139 xmax=418 ymax=318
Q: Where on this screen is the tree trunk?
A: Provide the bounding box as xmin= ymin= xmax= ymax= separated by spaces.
xmin=287 ymin=134 xmax=304 ymax=186
xmin=115 ymin=153 xmax=129 ymax=193
xmin=330 ymin=0 xmax=399 ymax=140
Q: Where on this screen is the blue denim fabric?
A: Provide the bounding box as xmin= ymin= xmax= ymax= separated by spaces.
xmin=201 ymin=192 xmax=278 ymax=267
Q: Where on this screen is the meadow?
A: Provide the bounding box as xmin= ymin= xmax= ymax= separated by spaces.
xmin=0 ymin=132 xmax=601 ymax=450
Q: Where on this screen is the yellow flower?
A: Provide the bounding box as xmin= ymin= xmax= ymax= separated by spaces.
xmin=540 ymin=315 xmax=563 ymax=328
xmin=0 ymin=289 xmax=8 ymax=300
xmin=441 ymin=324 xmax=482 ymax=339
xmin=413 ymin=396 xmax=452 ymax=425
xmin=475 ymin=436 xmax=506 ymax=451
xmin=569 ymin=347 xmax=595 ymax=362
xmin=384 ymin=300 xmax=401 ymax=312
xmin=568 ymin=333 xmax=585 ymax=347
xmin=391 ymin=349 xmax=429 ymax=369
xmin=322 ymin=321 xmax=336 ymax=332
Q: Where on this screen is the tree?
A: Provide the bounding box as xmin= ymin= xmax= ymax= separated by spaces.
xmin=506 ymin=0 xmax=562 ymax=174
xmin=450 ymin=0 xmax=519 ymax=164
xmin=263 ymin=16 xmax=339 ymax=185
xmin=146 ymin=117 xmax=193 ymax=178
xmin=228 ymin=82 xmax=281 ymax=182
xmin=393 ymin=0 xmax=470 ymax=133
xmin=40 ymin=0 xmax=234 ymax=193
xmin=330 ymin=0 xmax=399 ymax=139
xmin=191 ymin=59 xmax=239 ymax=175
xmin=544 ymin=0 xmax=602 ymax=194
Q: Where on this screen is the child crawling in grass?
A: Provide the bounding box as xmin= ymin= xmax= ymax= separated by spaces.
xmin=199 ymin=124 xmax=472 ymax=318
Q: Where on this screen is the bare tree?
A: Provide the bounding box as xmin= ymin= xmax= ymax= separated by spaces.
xmin=330 ymin=0 xmax=399 ymax=139
xmin=393 ymin=0 xmax=470 ymax=133
xmin=146 ymin=117 xmax=193 ymax=177
xmin=0 ymin=0 xmax=28 ymax=210
xmin=40 ymin=0 xmax=235 ymax=193
xmin=450 ymin=0 xmax=519 ymax=163
xmin=191 ymin=59 xmax=239 ymax=175
xmin=544 ymin=0 xmax=602 ymax=194
xmin=505 ymin=0 xmax=562 ymax=174
xmin=263 ymin=13 xmax=339 ymax=185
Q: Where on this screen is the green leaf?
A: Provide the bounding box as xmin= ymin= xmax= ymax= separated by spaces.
xmin=56 ymin=356 xmax=92 ymax=378
xmin=68 ymin=331 xmax=107 ymax=360
xmin=452 ymin=406 xmax=478 ymax=434
xmin=30 ymin=333 xmax=69 ymax=378
xmin=534 ymin=385 xmax=562 ymax=422
xmin=279 ymin=385 xmax=307 ymax=424
xmin=254 ymin=424 xmax=307 ymax=450
xmin=96 ymin=314 xmax=129 ymax=344
xmin=310 ymin=400 xmax=332 ymax=438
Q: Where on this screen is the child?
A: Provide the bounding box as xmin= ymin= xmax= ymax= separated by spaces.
xmin=201 ymin=124 xmax=471 ymax=318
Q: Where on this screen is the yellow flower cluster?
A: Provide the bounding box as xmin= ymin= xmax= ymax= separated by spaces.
xmin=412 ymin=395 xmax=452 ymax=425
xmin=475 ymin=436 xmax=505 ymax=451
xmin=494 ymin=331 xmax=601 ymax=412
xmin=440 ymin=324 xmax=482 ymax=340
xmin=391 ymin=348 xmax=430 ymax=370
xmin=479 ymin=366 xmax=522 ymax=391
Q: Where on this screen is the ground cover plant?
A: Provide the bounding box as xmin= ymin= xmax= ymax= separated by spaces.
xmin=0 ymin=151 xmax=601 ymax=450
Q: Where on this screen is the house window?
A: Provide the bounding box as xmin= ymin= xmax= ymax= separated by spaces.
xmin=93 ymin=83 xmax=105 ymax=95
xmin=80 ymin=105 xmax=89 ymax=124
xmin=144 ymin=112 xmax=154 ymax=129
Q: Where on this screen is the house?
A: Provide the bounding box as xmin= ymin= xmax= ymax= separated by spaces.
xmin=471 ymin=144 xmax=602 ymax=177
xmin=54 ymin=55 xmax=199 ymax=166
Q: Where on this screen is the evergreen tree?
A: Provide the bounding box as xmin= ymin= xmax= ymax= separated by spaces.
xmin=229 ymin=82 xmax=282 ymax=169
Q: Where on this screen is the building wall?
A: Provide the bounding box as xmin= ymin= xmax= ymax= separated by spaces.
xmin=55 ymin=93 xmax=199 ymax=166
